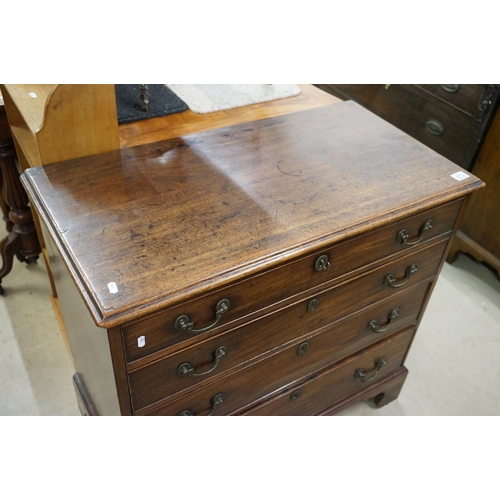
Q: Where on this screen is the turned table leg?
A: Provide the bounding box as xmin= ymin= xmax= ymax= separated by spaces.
xmin=0 ymin=169 xmax=12 ymax=233
xmin=0 ymin=138 xmax=41 ymax=294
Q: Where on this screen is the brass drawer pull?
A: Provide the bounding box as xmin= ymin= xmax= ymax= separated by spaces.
xmin=175 ymin=299 xmax=230 ymax=334
xmin=368 ymin=308 xmax=400 ymax=333
xmin=315 ymin=254 xmax=331 ymax=272
xmin=354 ymin=356 xmax=388 ymax=382
xmin=426 ymin=118 xmax=444 ymax=136
xmin=441 ymin=84 xmax=460 ymax=93
xmin=179 ymin=393 xmax=225 ymax=416
xmin=290 ymin=388 xmax=302 ymax=401
xmin=177 ymin=346 xmax=228 ymax=377
xmin=397 ymin=219 xmax=433 ymax=246
xmin=384 ymin=263 xmax=418 ymax=288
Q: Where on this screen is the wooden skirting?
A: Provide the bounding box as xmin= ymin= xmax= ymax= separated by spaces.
xmin=447 ymin=230 xmax=500 ymax=279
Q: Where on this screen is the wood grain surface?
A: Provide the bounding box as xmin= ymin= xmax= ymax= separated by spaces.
xmin=118 ymin=84 xmax=340 ymax=148
xmin=240 ymin=328 xmax=414 ymax=416
xmin=21 ymin=101 xmax=483 ymax=328
xmin=127 ymin=280 xmax=431 ymax=410
xmin=144 ymin=327 xmax=414 ymax=416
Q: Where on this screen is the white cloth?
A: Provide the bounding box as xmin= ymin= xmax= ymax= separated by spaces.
xmin=166 ymin=84 xmax=301 ymax=114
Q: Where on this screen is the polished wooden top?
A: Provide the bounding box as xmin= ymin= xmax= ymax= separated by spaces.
xmin=21 ymin=101 xmax=483 ymax=327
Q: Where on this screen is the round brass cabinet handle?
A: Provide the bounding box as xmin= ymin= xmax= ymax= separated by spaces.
xmin=426 ymin=118 xmax=444 ymax=136
xmin=396 ymin=219 xmax=433 ymax=247
xmin=441 ymin=84 xmax=460 ymax=93
xmin=354 ymin=356 xmax=388 ymax=383
xmin=175 ymin=299 xmax=230 ymax=335
xmin=179 ymin=393 xmax=225 ymax=416
xmin=368 ymin=308 xmax=400 ymax=333
xmin=384 ymin=263 xmax=418 ymax=289
xmin=177 ymin=346 xmax=228 ymax=377
xmin=315 ymin=254 xmax=331 ymax=272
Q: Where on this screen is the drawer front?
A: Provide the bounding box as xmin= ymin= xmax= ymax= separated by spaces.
xmin=414 ymin=84 xmax=490 ymax=118
xmin=122 ymin=201 xmax=460 ymax=362
xmin=129 ymin=280 xmax=430 ymax=410
xmin=317 ymin=84 xmax=478 ymax=168
xmin=377 ymin=86 xmax=478 ymax=168
xmin=242 ymin=328 xmax=414 ymax=416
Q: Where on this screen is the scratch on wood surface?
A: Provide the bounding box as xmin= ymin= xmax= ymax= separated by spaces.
xmin=130 ymin=230 xmax=144 ymax=241
xmin=276 ymin=160 xmax=302 ymax=177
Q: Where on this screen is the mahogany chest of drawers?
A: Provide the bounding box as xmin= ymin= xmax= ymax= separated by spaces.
xmin=21 ymin=101 xmax=483 ymax=416
xmin=315 ymin=84 xmax=499 ymax=171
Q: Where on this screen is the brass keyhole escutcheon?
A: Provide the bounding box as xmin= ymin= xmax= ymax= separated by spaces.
xmin=307 ymin=298 xmax=320 ymax=313
xmin=315 ymin=254 xmax=331 ymax=272
xmin=297 ymin=342 xmax=310 ymax=356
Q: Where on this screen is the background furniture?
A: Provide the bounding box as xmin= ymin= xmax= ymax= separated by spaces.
xmin=0 ymin=96 xmax=41 ymax=294
xmin=447 ymin=107 xmax=500 ymax=277
xmin=0 ymin=84 xmax=339 ymax=360
xmin=0 ymin=85 xmax=119 ymax=298
xmin=0 ymin=85 xmax=119 ymax=354
xmin=315 ymin=84 xmax=500 ymax=279
xmin=21 ymin=102 xmax=482 ymax=416
xmin=315 ymin=84 xmax=500 ymax=171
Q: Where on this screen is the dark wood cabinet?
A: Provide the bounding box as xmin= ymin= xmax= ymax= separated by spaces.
xmin=315 ymin=84 xmax=499 ymax=171
xmin=21 ymin=102 xmax=483 ymax=416
xmin=447 ymin=105 xmax=500 ymax=277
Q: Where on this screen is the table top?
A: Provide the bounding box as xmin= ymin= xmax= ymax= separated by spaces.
xmin=118 ymin=84 xmax=340 ymax=148
xmin=21 ymin=101 xmax=483 ymax=328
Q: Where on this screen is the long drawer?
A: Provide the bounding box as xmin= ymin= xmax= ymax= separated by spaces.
xmin=242 ymin=328 xmax=414 ymax=416
xmin=414 ymin=84 xmax=489 ymax=119
xmin=129 ymin=237 xmax=447 ymax=407
xmin=129 ymin=279 xmax=431 ymax=411
xmin=144 ymin=327 xmax=414 ymax=416
xmin=122 ymin=201 xmax=460 ymax=362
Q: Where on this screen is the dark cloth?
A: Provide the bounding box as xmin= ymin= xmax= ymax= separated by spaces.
xmin=115 ymin=84 xmax=188 ymax=124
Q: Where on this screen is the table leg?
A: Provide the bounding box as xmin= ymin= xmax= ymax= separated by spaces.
xmin=0 ymin=138 xmax=41 ymax=294
xmin=0 ymin=172 xmax=12 ymax=233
